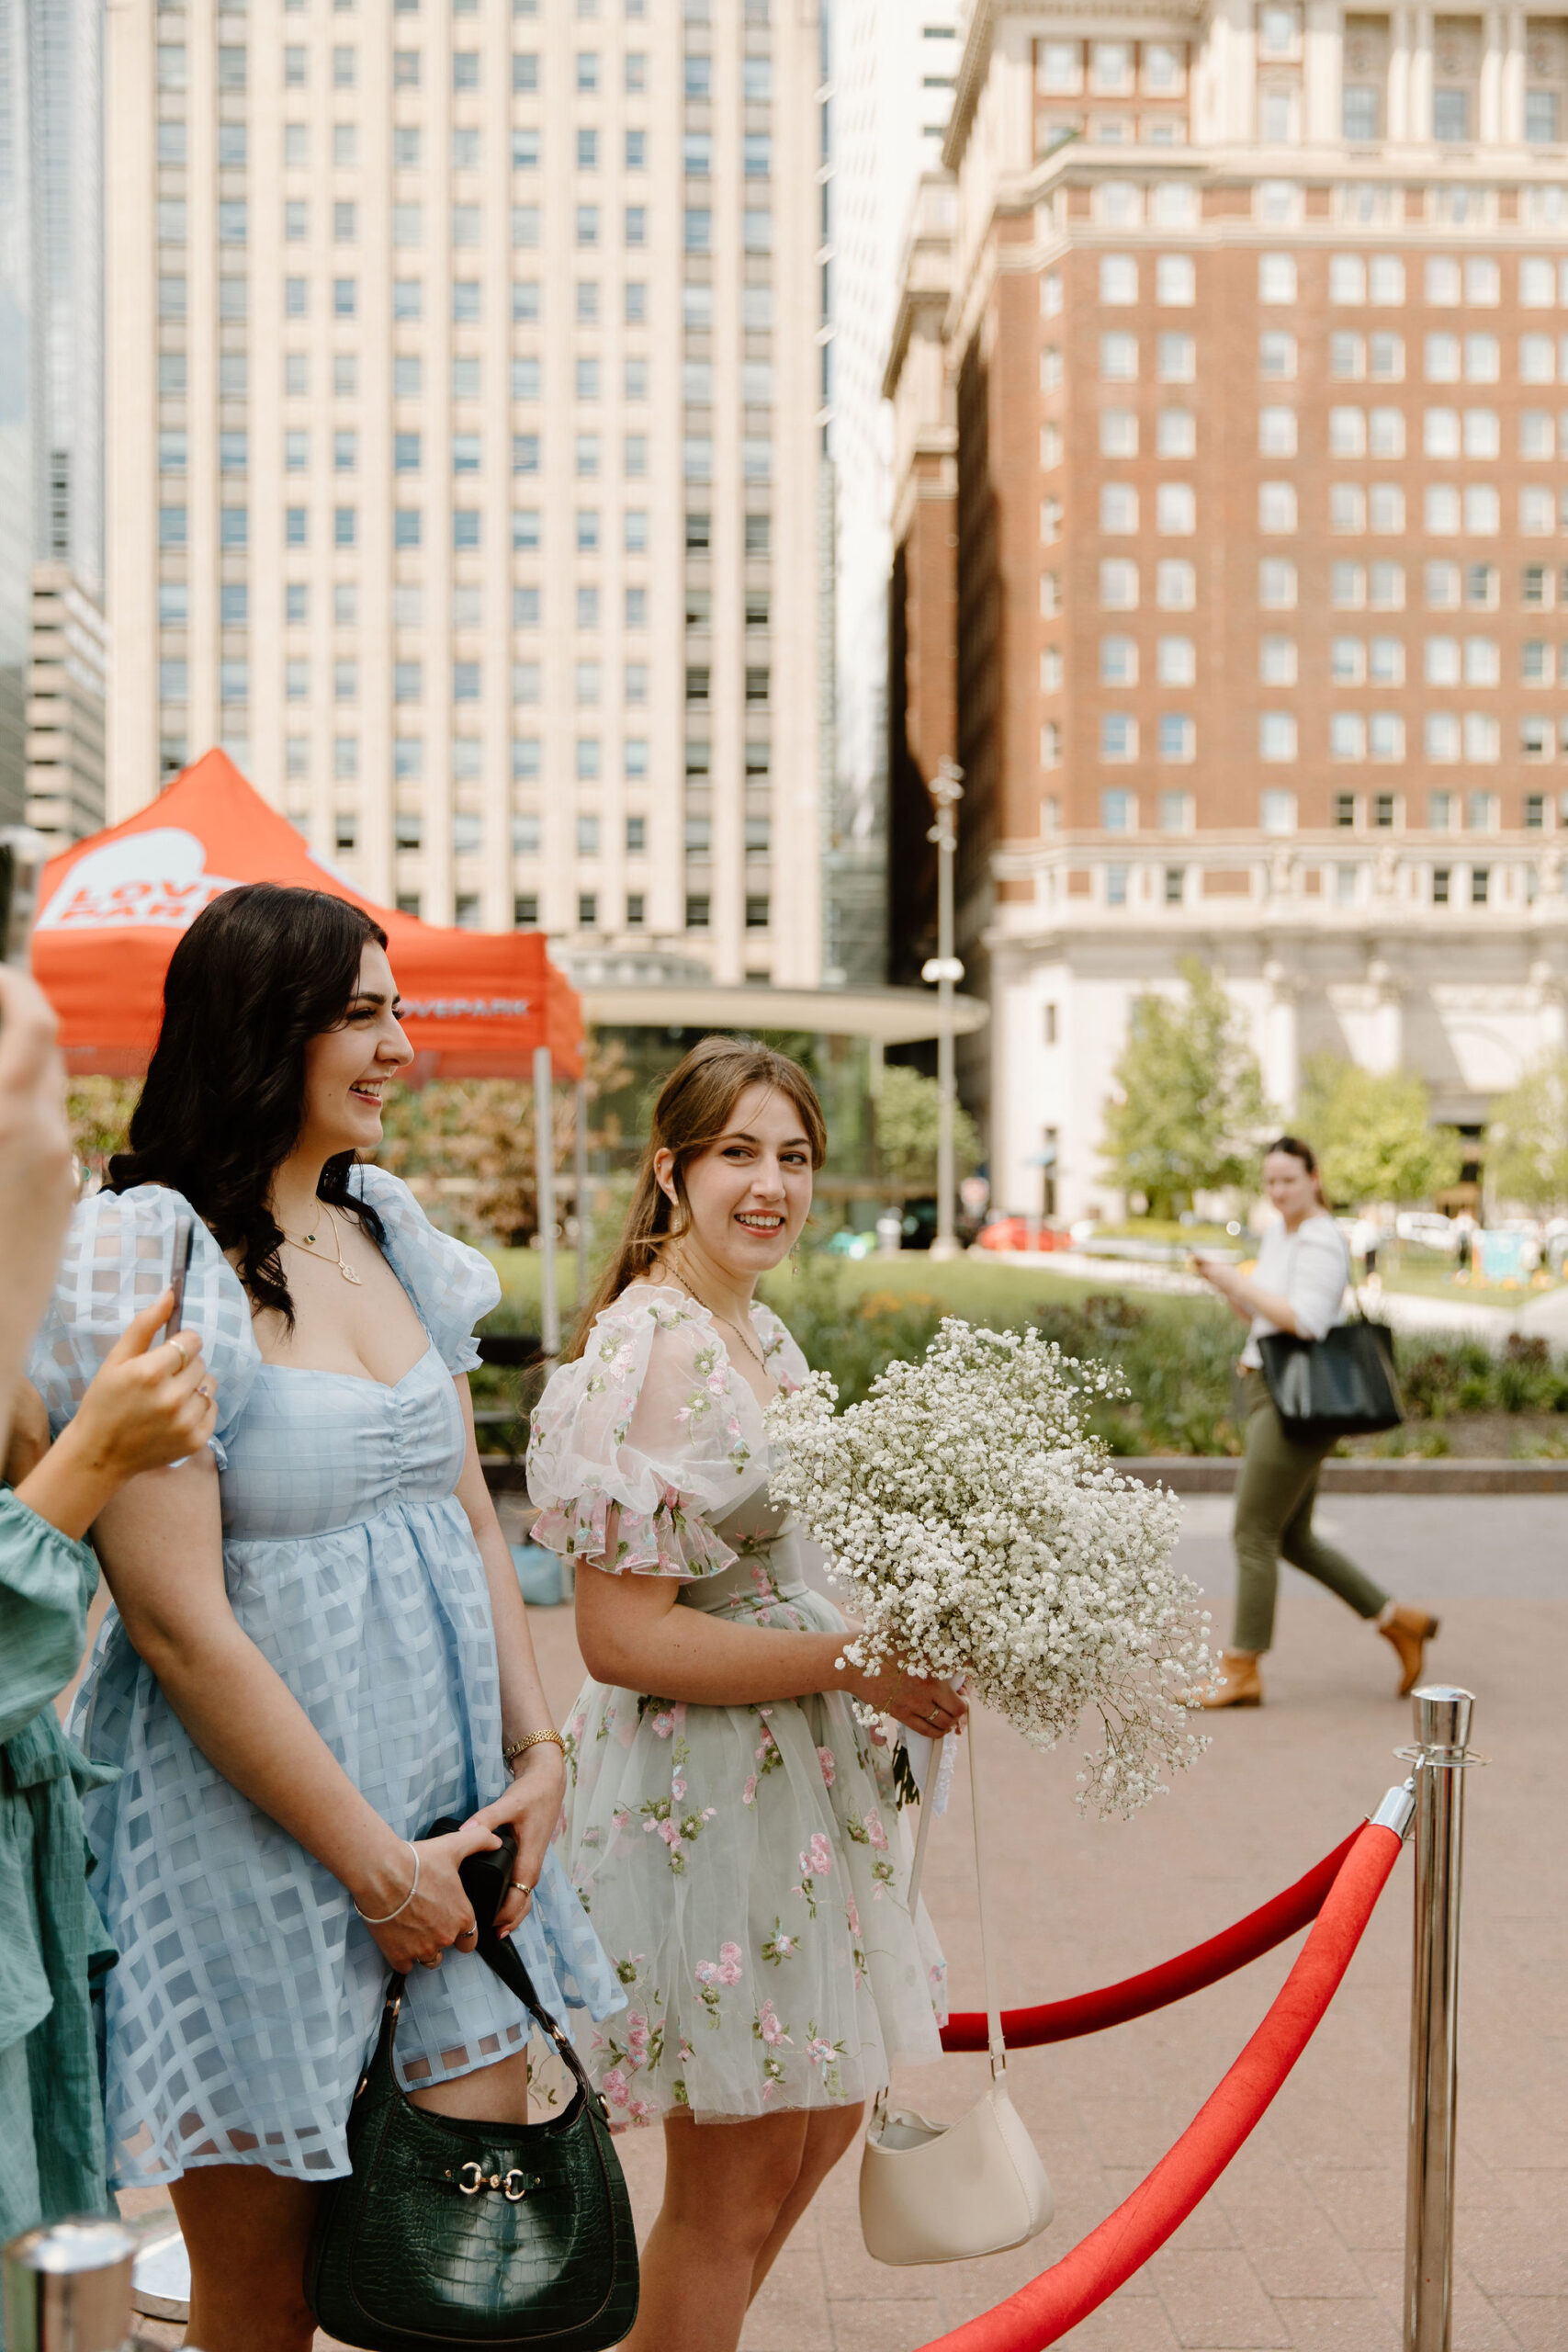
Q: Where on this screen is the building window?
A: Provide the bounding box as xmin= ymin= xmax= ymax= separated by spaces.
xmin=1432 ymin=867 xmax=1450 ymax=902
xmin=1105 ymin=865 xmax=1130 ymax=907
xmin=1260 ymin=560 xmax=1298 ymax=609
xmin=1260 ymin=787 xmax=1296 ymax=833
xmin=1159 ymin=714 xmax=1195 ymax=762
xmin=1260 ymin=712 xmax=1298 ymax=761
xmin=685 ymin=894 xmax=711 ymax=930
xmin=1100 ymin=718 xmax=1138 ymax=763
xmin=1099 ymin=560 xmax=1138 ymax=609
xmin=1471 ymin=865 xmax=1489 ymax=903
xmin=1259 ymin=481 xmax=1298 ymax=532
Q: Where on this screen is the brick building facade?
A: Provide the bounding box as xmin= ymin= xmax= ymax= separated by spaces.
xmin=886 ymin=0 xmax=1568 ymax=1223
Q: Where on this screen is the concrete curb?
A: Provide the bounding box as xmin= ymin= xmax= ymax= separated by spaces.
xmin=1115 ymin=1455 xmax=1568 ymax=1495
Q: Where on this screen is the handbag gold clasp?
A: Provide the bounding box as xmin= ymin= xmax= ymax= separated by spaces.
xmin=449 ymin=2161 xmax=534 ymax=2199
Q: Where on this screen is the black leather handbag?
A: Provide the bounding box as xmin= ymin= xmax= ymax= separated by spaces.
xmin=1257 ymin=1310 xmax=1404 ymax=1442
xmin=305 ymin=1824 xmax=638 ymax=2351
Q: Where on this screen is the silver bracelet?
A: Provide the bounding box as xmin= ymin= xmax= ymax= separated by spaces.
xmin=353 ymin=1839 xmax=420 ymax=1925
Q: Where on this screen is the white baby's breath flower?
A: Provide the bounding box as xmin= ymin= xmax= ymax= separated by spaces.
xmin=765 ymin=1319 xmax=1208 ymax=1817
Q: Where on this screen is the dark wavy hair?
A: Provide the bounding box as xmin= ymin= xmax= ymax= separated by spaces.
xmin=109 ymin=884 xmax=389 ymax=1324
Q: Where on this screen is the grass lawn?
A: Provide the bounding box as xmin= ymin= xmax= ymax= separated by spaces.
xmin=1378 ymin=1266 xmax=1551 ymax=1314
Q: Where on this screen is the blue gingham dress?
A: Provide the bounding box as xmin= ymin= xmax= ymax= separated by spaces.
xmin=28 ymin=1167 xmax=621 ymax=2187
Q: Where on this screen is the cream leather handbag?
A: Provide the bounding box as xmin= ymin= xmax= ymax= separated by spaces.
xmin=859 ymin=1710 xmax=1055 ymax=2266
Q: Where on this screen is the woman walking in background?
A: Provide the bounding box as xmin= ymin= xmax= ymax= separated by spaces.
xmin=528 ymin=1036 xmax=961 ymax=2352
xmin=1191 ymin=1136 xmax=1438 ymax=1708
xmin=28 ymin=885 xmax=620 ymax=2352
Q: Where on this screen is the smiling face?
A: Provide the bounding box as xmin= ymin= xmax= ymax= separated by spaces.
xmin=299 ymin=942 xmax=414 ymax=1162
xmin=1263 ymin=1147 xmax=1321 ymax=1228
xmin=659 ymin=1081 xmax=815 ymax=1283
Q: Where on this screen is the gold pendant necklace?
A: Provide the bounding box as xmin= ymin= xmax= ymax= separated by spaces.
xmin=281 ymin=1202 xmax=363 ymax=1284
xmin=668 ymin=1262 xmax=767 ymax=1375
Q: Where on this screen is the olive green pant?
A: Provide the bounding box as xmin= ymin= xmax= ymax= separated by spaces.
xmin=1232 ymin=1370 xmax=1389 ymax=1655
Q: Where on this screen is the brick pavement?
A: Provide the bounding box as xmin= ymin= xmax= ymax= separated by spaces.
xmin=129 ymin=1520 xmax=1566 ymax=2351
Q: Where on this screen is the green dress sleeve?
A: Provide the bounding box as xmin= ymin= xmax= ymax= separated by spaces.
xmin=0 ymin=1490 xmax=98 ymax=1744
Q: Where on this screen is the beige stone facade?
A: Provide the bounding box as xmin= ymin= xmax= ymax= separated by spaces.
xmin=107 ymin=0 xmax=821 ymax=984
xmin=886 ymin=0 xmax=1568 ymax=1221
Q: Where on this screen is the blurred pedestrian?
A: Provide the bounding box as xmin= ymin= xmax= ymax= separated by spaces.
xmin=1190 ymin=1137 xmax=1438 ymax=1708
xmin=28 ymin=885 xmax=620 ymax=2352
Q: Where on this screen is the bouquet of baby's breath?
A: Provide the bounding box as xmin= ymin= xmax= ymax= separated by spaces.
xmin=766 ymin=1318 xmax=1207 ymax=1816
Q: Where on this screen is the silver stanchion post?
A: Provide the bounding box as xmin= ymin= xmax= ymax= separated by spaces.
xmin=3 ymin=2216 xmax=137 ymax=2351
xmin=1399 ymin=1684 xmax=1484 ymax=2352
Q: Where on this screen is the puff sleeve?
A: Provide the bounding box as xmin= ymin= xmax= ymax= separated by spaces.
xmin=349 ymin=1163 xmax=502 ymax=1374
xmin=27 ymin=1184 xmax=263 ymax=1471
xmin=525 ymin=1290 xmax=770 ymax=1578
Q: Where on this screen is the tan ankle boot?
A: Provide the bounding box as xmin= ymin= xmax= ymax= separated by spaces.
xmin=1196 ymin=1650 xmax=1264 ymax=1709
xmin=1377 ymin=1602 xmax=1439 ymax=1696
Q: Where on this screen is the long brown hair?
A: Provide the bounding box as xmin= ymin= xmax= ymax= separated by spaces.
xmin=570 ymin=1036 xmax=827 ymax=1359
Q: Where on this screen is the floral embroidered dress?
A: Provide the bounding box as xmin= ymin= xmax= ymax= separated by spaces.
xmin=28 ymin=1168 xmax=622 ymax=2187
xmin=527 ymin=1284 xmax=945 ymax=2125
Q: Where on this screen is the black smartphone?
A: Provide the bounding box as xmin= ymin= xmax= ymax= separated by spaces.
xmin=430 ymin=1815 xmax=520 ymax=1934
xmin=166 ymin=1214 xmax=196 ymax=1338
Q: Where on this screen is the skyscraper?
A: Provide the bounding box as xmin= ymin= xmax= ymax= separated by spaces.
xmin=820 ymin=0 xmax=955 ymax=987
xmin=887 ymin=1 xmax=1568 ymax=1223
xmin=0 ymin=0 xmax=106 ymax=839
xmin=107 ymin=0 xmax=821 ymax=988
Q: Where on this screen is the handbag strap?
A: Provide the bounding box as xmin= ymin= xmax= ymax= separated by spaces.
xmin=371 ymin=1920 xmax=600 ymax=2111
xmin=904 ymin=1709 xmax=1007 ymax=2079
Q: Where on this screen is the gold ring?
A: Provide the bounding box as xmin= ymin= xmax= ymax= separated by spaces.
xmin=169 ymin=1335 xmax=193 ymax=1370
xmin=510 ymin=1879 xmax=534 ymax=1895
xmin=417 ymin=1956 xmax=441 ymax=1970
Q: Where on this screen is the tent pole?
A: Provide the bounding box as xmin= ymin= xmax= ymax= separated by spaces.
xmin=574 ymin=1076 xmax=590 ymax=1324
xmin=534 ymin=1046 xmax=560 ymax=1369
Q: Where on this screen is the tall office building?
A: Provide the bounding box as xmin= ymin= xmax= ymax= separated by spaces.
xmin=107 ymin=0 xmax=821 ymax=986
xmin=820 ymin=0 xmax=955 ymax=986
xmin=0 ymin=0 xmax=106 ymax=840
xmin=887 ymin=0 xmax=1568 ymax=1223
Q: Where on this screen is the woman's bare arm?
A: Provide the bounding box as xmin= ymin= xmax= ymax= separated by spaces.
xmin=90 ymin=1453 xmax=490 ymax=1963
xmin=573 ymin=1514 xmax=964 ymax=1736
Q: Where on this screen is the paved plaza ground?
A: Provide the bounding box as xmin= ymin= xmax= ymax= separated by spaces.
xmin=128 ymin=1496 xmax=1565 ymax=2350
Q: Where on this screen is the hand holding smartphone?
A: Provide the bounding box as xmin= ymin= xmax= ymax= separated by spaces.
xmin=164 ymin=1213 xmax=196 ymax=1340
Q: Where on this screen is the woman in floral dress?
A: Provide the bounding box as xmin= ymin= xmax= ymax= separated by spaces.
xmin=528 ymin=1037 xmax=965 ymax=2352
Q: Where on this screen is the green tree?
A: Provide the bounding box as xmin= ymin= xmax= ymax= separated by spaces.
xmin=1100 ymin=959 xmax=1269 ymax=1218
xmin=1485 ymin=1054 xmax=1568 ymax=1213
xmin=871 ymin=1064 xmax=983 ymax=1193
xmin=66 ymin=1078 xmax=141 ymax=1189
xmin=374 ymin=1035 xmax=630 ymax=1247
xmin=1296 ymin=1054 xmax=1463 ymax=1209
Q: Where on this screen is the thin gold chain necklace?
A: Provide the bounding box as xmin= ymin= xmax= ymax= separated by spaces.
xmin=279 ymin=1201 xmax=364 ymax=1286
xmin=665 ymin=1261 xmax=769 ymax=1376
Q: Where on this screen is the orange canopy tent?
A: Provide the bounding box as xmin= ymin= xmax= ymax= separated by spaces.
xmin=30 ymin=749 xmax=582 ymax=1081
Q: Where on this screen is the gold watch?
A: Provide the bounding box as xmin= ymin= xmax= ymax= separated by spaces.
xmin=502 ymin=1728 xmax=566 ymax=1767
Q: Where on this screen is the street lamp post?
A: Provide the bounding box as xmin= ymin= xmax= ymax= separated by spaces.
xmin=922 ymin=756 xmax=965 ymax=1263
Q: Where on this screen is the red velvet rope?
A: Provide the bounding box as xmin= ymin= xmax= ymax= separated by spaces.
xmin=916 ymin=1822 xmax=1404 ymax=2352
xmin=940 ymin=1824 xmax=1364 ymax=2052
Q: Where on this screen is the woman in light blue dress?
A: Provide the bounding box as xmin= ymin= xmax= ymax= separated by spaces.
xmin=28 ymin=884 xmax=620 ymax=2352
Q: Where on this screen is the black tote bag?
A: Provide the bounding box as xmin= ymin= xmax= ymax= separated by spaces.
xmin=1257 ymin=1310 xmax=1404 ymax=1442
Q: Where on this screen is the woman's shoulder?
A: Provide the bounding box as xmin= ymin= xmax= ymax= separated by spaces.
xmin=30 ymin=1183 xmax=262 ymax=1442
xmin=349 ymin=1164 xmax=502 ymax=1372
xmin=750 ymin=1299 xmax=809 ymax=1389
